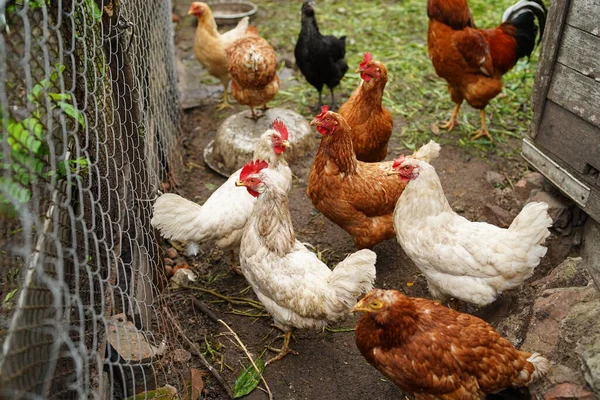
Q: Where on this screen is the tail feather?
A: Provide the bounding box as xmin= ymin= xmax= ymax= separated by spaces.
xmin=151 ymin=193 xmax=204 ymax=241
xmin=508 ymin=201 xmax=552 ymax=247
xmin=411 ymin=140 xmax=441 ymax=163
xmin=502 ymin=0 xmax=547 ymax=59
xmin=326 ymin=249 xmax=377 ymax=317
xmin=527 ymin=352 xmax=551 ymax=382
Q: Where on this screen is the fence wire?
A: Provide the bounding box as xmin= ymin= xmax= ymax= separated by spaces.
xmin=0 ymin=0 xmax=182 ymax=398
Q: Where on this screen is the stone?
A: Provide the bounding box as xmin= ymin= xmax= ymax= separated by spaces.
xmin=483 ymin=204 xmax=512 ymax=227
xmin=532 ymin=257 xmax=589 ymax=292
xmin=107 ymin=313 xmax=161 ymax=362
xmin=166 ymin=247 xmax=178 ymax=259
xmin=204 ymin=108 xmax=315 ymax=177
xmin=543 ymin=383 xmax=594 ymax=400
xmin=171 ymin=268 xmax=198 ymax=287
xmin=484 ymin=171 xmax=506 ymax=186
xmin=172 ymin=348 xmax=192 ymax=363
xmin=530 ymin=191 xmax=571 ymax=229
xmin=582 ymin=219 xmax=600 ymax=292
xmin=515 ymin=172 xmax=545 ymax=200
xmin=163 ymin=257 xmax=175 ymax=266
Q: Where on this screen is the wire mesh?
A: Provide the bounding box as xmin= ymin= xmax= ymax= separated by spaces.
xmin=0 ymin=0 xmax=182 ymax=398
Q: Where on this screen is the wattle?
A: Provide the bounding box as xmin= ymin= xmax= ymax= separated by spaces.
xmin=316 ymin=125 xmax=330 ymax=135
xmin=361 ymin=72 xmax=372 ymax=82
xmin=248 ymin=188 xmax=260 ymax=198
xmin=274 ymin=145 xmax=285 ymax=154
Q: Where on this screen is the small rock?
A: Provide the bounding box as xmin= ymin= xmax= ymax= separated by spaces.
xmin=515 ymin=172 xmax=545 ymax=200
xmin=543 ymin=383 xmax=594 ymax=400
xmin=165 ymin=265 xmax=173 ymax=277
xmin=166 ymin=247 xmax=178 ymax=259
xmin=483 ymin=204 xmax=512 ymax=227
xmin=172 ymin=348 xmax=192 ymax=363
xmin=164 ymin=257 xmax=175 ymax=266
xmin=530 ymin=191 xmax=571 ymax=229
xmin=484 ymin=171 xmax=506 ymax=186
xmin=171 ymin=268 xmax=197 ymax=287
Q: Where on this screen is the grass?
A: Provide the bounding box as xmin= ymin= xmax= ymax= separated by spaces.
xmin=253 ymin=0 xmax=541 ymax=154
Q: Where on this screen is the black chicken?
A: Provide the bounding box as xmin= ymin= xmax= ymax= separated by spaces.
xmin=295 ymin=0 xmax=348 ymax=109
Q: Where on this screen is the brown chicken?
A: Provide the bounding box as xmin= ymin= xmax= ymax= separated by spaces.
xmin=339 ymin=52 xmax=392 ymax=162
xmin=353 ymin=289 xmax=551 ymax=399
xmin=428 ymin=0 xmax=546 ymax=140
xmin=307 ymin=107 xmax=440 ymax=249
xmin=188 ymin=2 xmax=250 ymax=110
xmin=227 ymin=26 xmax=279 ymax=120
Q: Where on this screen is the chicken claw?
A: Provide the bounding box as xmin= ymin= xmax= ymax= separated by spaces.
xmin=471 ymin=109 xmax=493 ymax=141
xmin=437 ymin=103 xmax=461 ymax=131
xmin=216 ymin=89 xmax=234 ymax=111
xmin=266 ymin=331 xmax=298 ymax=365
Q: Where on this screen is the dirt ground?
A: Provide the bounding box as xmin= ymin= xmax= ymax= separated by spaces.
xmin=164 ymin=3 xmax=579 ymax=399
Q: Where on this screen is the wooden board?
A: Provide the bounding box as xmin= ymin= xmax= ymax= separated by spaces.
xmin=567 ymin=0 xmax=600 ymax=36
xmin=557 ymin=25 xmax=600 ymax=78
xmin=529 ymin=0 xmax=571 ymax=139
xmin=548 ymin=63 xmax=600 ymax=129
xmin=536 ymin=101 xmax=600 ymax=178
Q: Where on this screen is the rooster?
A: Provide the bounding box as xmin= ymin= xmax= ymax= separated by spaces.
xmin=236 ymin=160 xmax=376 ymax=365
xmin=391 ymin=155 xmax=552 ymax=306
xmin=339 ymin=52 xmax=392 ymax=162
xmin=151 ymin=120 xmax=291 ymax=261
xmin=188 ymin=2 xmax=250 ymax=110
xmin=295 ymin=0 xmax=348 ymax=109
xmin=353 ymin=289 xmax=551 ymax=399
xmin=307 ymin=106 xmax=440 ymax=249
xmin=428 ymin=0 xmax=547 ymax=140
xmin=228 ymin=26 xmax=279 ymax=120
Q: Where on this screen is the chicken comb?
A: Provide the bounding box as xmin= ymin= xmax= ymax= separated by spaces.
xmin=240 ymin=159 xmax=269 ymax=181
xmin=359 ymin=52 xmax=373 ymax=69
xmin=316 ymin=105 xmax=329 ymax=120
xmin=271 ymin=118 xmax=289 ymax=140
xmin=392 ymin=154 xmax=406 ymax=169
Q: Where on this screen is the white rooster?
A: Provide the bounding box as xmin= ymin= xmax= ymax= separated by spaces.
xmin=391 ymin=153 xmax=552 ymax=306
xmin=236 ymin=160 xmax=376 ymax=364
xmin=151 ymin=119 xmax=292 ymax=259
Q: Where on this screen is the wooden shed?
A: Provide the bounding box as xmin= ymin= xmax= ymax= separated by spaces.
xmin=523 ymin=0 xmax=600 ymax=223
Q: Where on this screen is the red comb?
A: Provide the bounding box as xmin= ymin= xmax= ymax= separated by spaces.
xmin=315 ymin=105 xmax=329 ymax=120
xmin=240 ymin=159 xmax=268 ymax=181
xmin=392 ymin=154 xmax=406 ymax=169
xmin=359 ymin=52 xmax=373 ymax=69
xmin=271 ymin=118 xmax=289 ymax=140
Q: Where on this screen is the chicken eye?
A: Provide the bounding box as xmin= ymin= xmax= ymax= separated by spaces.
xmin=370 ymin=300 xmax=383 ymax=309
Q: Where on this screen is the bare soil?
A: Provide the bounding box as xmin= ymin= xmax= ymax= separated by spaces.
xmin=164 ymin=3 xmax=578 ymax=399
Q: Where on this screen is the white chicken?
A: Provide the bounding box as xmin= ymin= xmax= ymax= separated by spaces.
xmin=235 ymin=160 xmax=376 ymax=364
xmin=391 ymin=154 xmax=552 ymax=306
xmin=151 ymin=119 xmax=292 ymax=258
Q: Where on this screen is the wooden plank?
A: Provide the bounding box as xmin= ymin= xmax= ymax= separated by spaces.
xmin=548 ymin=63 xmax=600 ymax=129
xmin=529 ymin=0 xmax=571 ymax=139
xmin=536 ymin=101 xmax=600 ymax=176
xmin=567 ymin=0 xmax=600 ymax=36
xmin=523 ymin=138 xmax=600 ymax=223
xmin=557 ymin=25 xmax=600 ymax=78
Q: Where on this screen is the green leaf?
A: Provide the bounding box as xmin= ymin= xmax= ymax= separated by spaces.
xmin=57 ymin=101 xmax=86 ymax=127
xmin=204 ymin=182 xmax=217 ymax=191
xmin=7 ymin=118 xmax=44 ymax=154
xmin=0 ymin=177 xmax=31 ymax=203
xmin=3 ymin=288 xmax=18 ymax=304
xmin=48 ymin=92 xmax=72 ymax=102
xmin=84 ymin=0 xmax=103 ymax=22
xmin=232 ymin=359 xmax=265 ymax=398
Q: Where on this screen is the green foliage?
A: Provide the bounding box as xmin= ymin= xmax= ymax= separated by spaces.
xmin=232 ymin=358 xmax=265 ymax=398
xmin=257 ymin=0 xmax=540 ymax=153
xmin=0 ymin=64 xmax=88 ymax=214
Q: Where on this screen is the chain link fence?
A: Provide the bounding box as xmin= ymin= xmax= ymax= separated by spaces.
xmin=0 ymin=0 xmax=183 ymax=398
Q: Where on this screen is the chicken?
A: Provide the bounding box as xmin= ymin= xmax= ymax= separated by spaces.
xmin=227 ymin=26 xmax=279 ymax=120
xmin=353 ymin=289 xmax=551 ymax=399
xmin=391 ymin=155 xmax=552 ymax=306
xmin=294 ymin=0 xmax=348 ymax=109
xmin=236 ymin=160 xmax=376 ymax=364
xmin=338 ymin=52 xmax=392 ymax=162
xmin=427 ymin=0 xmax=547 ymax=140
xmin=151 ymin=119 xmax=292 ymax=260
xmin=307 ymin=106 xmax=440 ymax=249
xmin=188 ymin=2 xmax=250 ymax=110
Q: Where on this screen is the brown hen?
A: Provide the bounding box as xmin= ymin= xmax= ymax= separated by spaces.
xmin=339 ymin=52 xmax=392 ymax=162
xmin=307 ymin=107 xmax=440 ymax=249
xmin=227 ymin=26 xmax=279 ymax=120
xmin=354 ymin=289 xmax=551 ymax=399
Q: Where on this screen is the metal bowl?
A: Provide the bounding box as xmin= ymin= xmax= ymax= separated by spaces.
xmin=208 ymin=1 xmax=258 ymax=25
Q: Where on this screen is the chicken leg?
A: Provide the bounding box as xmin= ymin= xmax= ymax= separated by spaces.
xmin=471 ymin=109 xmax=493 ymax=141
xmin=266 ymin=330 xmax=298 ymax=365
xmin=216 ymin=83 xmax=233 ymax=111
xmin=438 ymin=103 xmax=461 ymax=131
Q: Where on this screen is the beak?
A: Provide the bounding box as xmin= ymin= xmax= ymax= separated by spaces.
xmin=282 ymin=140 xmax=290 ymax=148
xmin=235 ymin=180 xmax=244 ymax=187
xmin=387 ymin=170 xmax=400 ymax=176
xmin=351 ymin=300 xmax=368 ymax=313
xmin=187 ymin=7 xmax=194 ymax=14
xmin=309 ymin=118 xmax=319 ymax=127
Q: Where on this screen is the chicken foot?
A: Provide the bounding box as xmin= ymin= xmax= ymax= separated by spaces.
xmin=216 ymin=86 xmax=233 ymax=111
xmin=471 ymin=109 xmax=493 ymax=141
xmin=266 ymin=330 xmax=298 ymax=365
xmin=229 ymin=249 xmax=242 ymax=275
xmin=438 ymin=103 xmax=461 ymax=131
